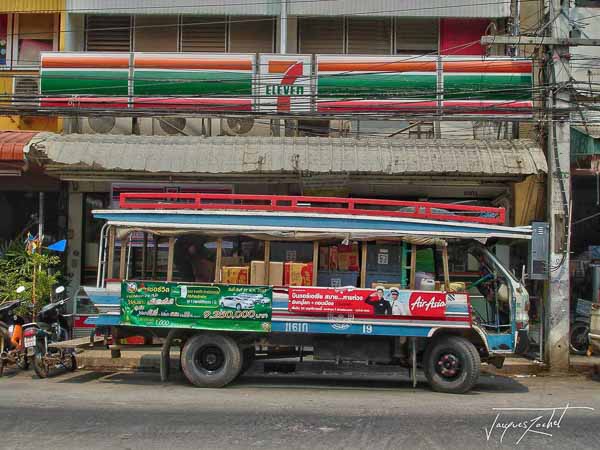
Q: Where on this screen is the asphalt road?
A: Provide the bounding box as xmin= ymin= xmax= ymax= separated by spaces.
xmin=0 ymin=368 xmax=598 ymax=450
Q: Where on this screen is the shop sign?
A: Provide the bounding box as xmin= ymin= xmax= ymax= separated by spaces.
xmin=121 ymin=281 xmax=272 ymax=332
xmin=288 ymin=286 xmax=468 ymax=319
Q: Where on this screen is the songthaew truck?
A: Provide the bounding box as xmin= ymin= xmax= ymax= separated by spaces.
xmin=80 ymin=193 xmax=531 ymax=394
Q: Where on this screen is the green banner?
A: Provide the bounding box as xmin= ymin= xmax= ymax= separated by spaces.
xmin=121 ymin=281 xmax=272 ymax=332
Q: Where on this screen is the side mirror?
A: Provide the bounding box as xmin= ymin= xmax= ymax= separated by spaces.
xmin=16 ymin=286 xmax=26 ymax=294
xmin=55 ymin=286 xmax=65 ymax=294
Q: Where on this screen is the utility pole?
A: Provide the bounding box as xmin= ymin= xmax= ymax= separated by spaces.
xmin=544 ymin=0 xmax=571 ymax=371
xmin=481 ymin=0 xmax=584 ymax=370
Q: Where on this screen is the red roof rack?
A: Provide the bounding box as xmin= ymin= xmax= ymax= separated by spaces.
xmin=119 ymin=193 xmax=505 ymax=225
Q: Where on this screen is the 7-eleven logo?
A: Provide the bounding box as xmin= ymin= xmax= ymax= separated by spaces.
xmin=265 ymin=61 xmax=305 ymax=112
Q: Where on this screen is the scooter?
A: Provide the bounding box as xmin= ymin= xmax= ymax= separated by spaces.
xmin=23 ymin=286 xmax=76 ymax=378
xmin=0 ymin=286 xmax=30 ymax=376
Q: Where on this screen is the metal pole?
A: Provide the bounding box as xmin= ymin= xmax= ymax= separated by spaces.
xmin=410 ymin=338 xmax=417 ymax=388
xmin=280 ymin=0 xmax=288 ymax=54
xmin=38 ymin=192 xmax=44 ymax=243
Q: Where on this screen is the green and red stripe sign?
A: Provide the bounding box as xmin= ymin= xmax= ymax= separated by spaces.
xmin=39 ymin=52 xmax=533 ymax=116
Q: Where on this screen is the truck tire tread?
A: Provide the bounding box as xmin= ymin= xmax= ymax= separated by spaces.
xmin=423 ymin=335 xmax=480 ymax=394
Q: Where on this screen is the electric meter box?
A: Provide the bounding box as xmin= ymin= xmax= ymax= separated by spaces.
xmin=529 ymin=222 xmax=549 ymax=280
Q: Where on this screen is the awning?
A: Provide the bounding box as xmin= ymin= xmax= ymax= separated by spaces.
xmin=26 ymin=134 xmax=547 ymax=180
xmin=0 ymin=131 xmax=39 ymax=176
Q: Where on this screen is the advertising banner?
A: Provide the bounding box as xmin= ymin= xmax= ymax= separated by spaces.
xmin=288 ymin=286 xmax=468 ymax=319
xmin=121 ymin=281 xmax=272 ymax=332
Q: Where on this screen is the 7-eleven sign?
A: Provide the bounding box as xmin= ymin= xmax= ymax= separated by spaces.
xmin=258 ymin=55 xmax=312 ymax=112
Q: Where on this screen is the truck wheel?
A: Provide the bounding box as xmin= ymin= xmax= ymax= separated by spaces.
xmin=181 ymin=333 xmax=242 ymax=388
xmin=424 ymin=336 xmax=480 ymax=394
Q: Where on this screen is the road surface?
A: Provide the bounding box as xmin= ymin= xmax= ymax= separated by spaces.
xmin=0 ymin=368 xmax=598 ymax=450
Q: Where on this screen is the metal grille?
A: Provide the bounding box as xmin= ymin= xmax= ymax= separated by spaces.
xmin=298 ymin=18 xmax=344 ymax=54
xmin=181 ymin=16 xmax=227 ymax=52
xmin=86 ymin=15 xmax=132 ymax=52
xmin=347 ymin=18 xmax=391 ymax=54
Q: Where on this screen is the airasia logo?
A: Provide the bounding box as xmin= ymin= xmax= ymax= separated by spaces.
xmin=409 ymin=293 xmax=446 ymax=317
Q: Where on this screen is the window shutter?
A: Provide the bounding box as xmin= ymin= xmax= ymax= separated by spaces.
xmin=395 ymin=18 xmax=438 ymax=54
xmin=181 ymin=16 xmax=226 ymax=52
xmin=13 ymin=76 xmax=39 ymax=106
xmin=86 ymin=15 xmax=132 ymax=52
xmin=229 ymin=16 xmax=274 ymax=53
xmin=347 ymin=18 xmax=391 ymax=55
xmin=134 ymin=16 xmax=178 ymax=52
xmin=298 ymin=18 xmax=344 ymax=54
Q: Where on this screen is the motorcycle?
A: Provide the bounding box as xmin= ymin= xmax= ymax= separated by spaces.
xmin=570 ymin=298 xmax=592 ymax=355
xmin=0 ymin=286 xmax=30 ymax=376
xmin=23 ymin=286 xmax=76 ymax=378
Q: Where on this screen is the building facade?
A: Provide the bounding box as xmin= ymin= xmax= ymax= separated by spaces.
xmin=4 ymin=1 xmax=569 ymax=361
xmin=0 ymin=1 xmax=65 ymax=245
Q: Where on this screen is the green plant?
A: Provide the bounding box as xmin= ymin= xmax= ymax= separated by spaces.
xmin=0 ymin=238 xmax=62 ymax=318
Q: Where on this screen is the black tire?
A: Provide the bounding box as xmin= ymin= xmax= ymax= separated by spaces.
xmin=33 ymin=345 xmax=49 ymax=379
xmin=0 ymin=325 xmax=7 ymax=377
xmin=570 ymin=322 xmax=590 ymax=355
xmin=236 ymin=304 xmax=242 ymax=311
xmin=64 ymin=353 xmax=77 ymax=372
xmin=180 ymin=333 xmax=242 ymax=388
xmin=423 ymin=335 xmax=480 ymax=394
xmin=16 ymin=353 xmax=29 ymax=371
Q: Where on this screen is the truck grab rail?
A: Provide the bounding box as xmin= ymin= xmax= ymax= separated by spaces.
xmin=119 ymin=193 xmax=506 ymax=225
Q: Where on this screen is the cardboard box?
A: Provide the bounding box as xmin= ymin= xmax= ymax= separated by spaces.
xmin=328 ymin=246 xmax=339 ymax=271
xmin=250 ymin=261 xmax=265 ymax=285
xmin=338 ymin=244 xmax=359 ymax=271
xmin=269 ymin=261 xmax=284 ymax=286
xmin=250 ymin=261 xmax=284 ymax=286
xmin=319 ymin=246 xmax=329 ymax=270
xmin=284 ymin=262 xmax=313 ymax=286
xmin=221 ymin=266 xmax=249 ymax=284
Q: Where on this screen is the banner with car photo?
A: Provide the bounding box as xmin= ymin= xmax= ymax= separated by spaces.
xmin=121 ymin=281 xmax=272 ymax=332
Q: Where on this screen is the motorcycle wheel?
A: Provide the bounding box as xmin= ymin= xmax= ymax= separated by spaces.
xmin=64 ymin=353 xmax=77 ymax=372
xmin=16 ymin=354 xmax=29 ymax=371
xmin=570 ymin=321 xmax=590 ymax=355
xmin=33 ymin=347 xmax=49 ymax=379
xmin=0 ymin=327 xmax=6 ymax=377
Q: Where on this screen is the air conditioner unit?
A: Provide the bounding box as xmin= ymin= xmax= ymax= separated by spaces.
xmin=12 ymin=76 xmax=39 ymax=106
xmin=139 ymin=117 xmax=218 ymax=136
xmin=329 ymin=120 xmax=352 ymax=137
xmin=220 ymin=117 xmax=271 ymax=137
xmin=78 ymin=116 xmax=133 ymax=135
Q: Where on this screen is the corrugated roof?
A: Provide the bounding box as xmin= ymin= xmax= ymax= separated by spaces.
xmin=288 ymin=0 xmax=510 ymax=17
xmin=0 ymin=131 xmax=40 ymax=162
xmin=0 ymin=0 xmax=64 ymax=12
xmin=66 ymin=0 xmax=509 ymax=17
xmin=66 ymin=0 xmax=280 ymax=16
xmin=27 ymin=134 xmax=547 ymax=178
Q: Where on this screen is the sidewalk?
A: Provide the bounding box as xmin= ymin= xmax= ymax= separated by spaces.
xmin=77 ymin=347 xmax=599 ymax=377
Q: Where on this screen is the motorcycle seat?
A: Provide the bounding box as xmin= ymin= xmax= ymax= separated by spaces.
xmin=0 ymin=301 xmax=20 ymax=314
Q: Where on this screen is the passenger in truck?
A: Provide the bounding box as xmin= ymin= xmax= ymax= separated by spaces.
xmin=364 ymin=286 xmax=392 ymax=315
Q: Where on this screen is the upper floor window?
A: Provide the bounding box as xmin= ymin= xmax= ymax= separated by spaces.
xmin=14 ymin=14 xmax=58 ymax=67
xmin=85 ymin=14 xmax=275 ymax=54
xmin=0 ymin=13 xmax=58 ymax=69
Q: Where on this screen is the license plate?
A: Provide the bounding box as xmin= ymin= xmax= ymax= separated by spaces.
xmin=24 ymin=336 xmax=36 ymax=348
